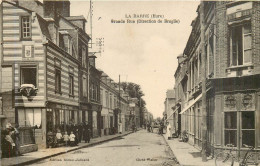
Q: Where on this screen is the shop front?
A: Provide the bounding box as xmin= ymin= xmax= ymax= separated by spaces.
xmin=89 ymin=103 xmax=102 ymax=138
xmin=213 ymin=75 xmax=260 ymax=159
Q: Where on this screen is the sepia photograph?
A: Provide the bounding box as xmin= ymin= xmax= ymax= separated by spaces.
xmin=0 ymin=0 xmax=259 ymax=165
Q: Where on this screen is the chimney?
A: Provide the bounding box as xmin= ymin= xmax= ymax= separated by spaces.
xmin=43 ymin=1 xmax=57 ymax=20
xmin=56 ymin=0 xmax=70 ymax=17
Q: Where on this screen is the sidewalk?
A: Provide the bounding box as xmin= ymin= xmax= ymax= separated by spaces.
xmin=163 ymin=134 xmax=240 ymax=166
xmin=0 ymin=131 xmax=132 ymax=166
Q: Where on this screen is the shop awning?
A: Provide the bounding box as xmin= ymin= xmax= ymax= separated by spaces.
xmin=179 ymin=93 xmax=202 ymax=114
xmin=166 ymin=106 xmax=179 ymax=120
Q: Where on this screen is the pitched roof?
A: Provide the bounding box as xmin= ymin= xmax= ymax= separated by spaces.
xmin=36 ymin=14 xmax=51 ymax=39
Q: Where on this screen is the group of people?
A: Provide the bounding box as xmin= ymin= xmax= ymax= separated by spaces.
xmin=47 ymin=122 xmax=91 ymax=148
xmin=1 ymin=123 xmax=22 ymax=158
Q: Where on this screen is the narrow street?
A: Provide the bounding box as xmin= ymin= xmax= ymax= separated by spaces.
xmin=33 ymin=130 xmax=178 ymax=166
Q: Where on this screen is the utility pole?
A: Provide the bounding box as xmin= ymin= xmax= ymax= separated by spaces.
xmin=119 ymin=75 xmax=121 ymax=123
xmin=199 ymin=1 xmax=208 ymax=162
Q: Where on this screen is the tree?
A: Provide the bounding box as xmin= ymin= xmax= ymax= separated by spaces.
xmin=121 ymin=82 xmax=146 ymax=108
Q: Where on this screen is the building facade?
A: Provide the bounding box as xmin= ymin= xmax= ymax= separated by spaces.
xmin=0 ymin=0 xmax=104 ymax=151
xmin=172 ymin=1 xmax=260 ymax=159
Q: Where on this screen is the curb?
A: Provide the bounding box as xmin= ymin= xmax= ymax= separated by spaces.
xmin=10 ymin=131 xmax=133 ymax=166
xmin=162 ymin=135 xmax=181 ymax=166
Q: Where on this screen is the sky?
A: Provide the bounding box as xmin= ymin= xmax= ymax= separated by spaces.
xmin=71 ymin=0 xmax=200 ymax=118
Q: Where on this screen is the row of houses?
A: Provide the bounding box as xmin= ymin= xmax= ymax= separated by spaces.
xmin=165 ymin=1 xmax=260 ymax=159
xmin=0 ymin=0 xmax=147 ymax=153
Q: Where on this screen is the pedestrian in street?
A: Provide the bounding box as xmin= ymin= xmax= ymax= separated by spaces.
xmin=56 ymin=129 xmax=63 ymax=145
xmin=5 ymin=130 xmax=16 ymax=157
xmin=78 ymin=123 xmax=83 ymax=143
xmin=69 ymin=131 xmax=76 ymax=146
xmin=63 ymin=131 xmax=69 ymax=146
xmin=14 ymin=124 xmax=22 ymax=156
xmin=166 ymin=122 xmax=172 ymax=140
xmin=74 ymin=127 xmax=79 ymax=146
xmin=85 ymin=122 xmax=91 ymax=143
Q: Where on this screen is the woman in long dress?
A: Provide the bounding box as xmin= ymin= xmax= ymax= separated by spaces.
xmin=166 ymin=123 xmax=172 ymax=140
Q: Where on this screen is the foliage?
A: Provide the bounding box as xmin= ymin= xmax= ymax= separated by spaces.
xmin=121 ymin=82 xmax=146 ymax=108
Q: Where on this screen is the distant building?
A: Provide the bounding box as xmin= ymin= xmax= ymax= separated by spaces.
xmin=164 ymin=90 xmax=176 ymax=135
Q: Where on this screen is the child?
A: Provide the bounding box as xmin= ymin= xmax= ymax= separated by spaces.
xmin=63 ymin=131 xmax=69 ymax=146
xmin=56 ymin=129 xmax=63 ymax=144
xmin=69 ymin=131 xmax=76 ymax=146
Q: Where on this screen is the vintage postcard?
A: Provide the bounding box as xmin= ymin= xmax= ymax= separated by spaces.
xmin=0 ymin=0 xmax=259 ymax=166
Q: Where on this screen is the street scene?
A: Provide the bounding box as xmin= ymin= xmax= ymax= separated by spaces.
xmin=33 ymin=130 xmax=177 ymax=166
xmin=0 ymin=0 xmax=260 ymax=166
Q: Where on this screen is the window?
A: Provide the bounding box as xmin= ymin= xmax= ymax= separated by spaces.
xmin=64 ymin=35 xmax=72 ymax=54
xmin=93 ymin=84 xmax=97 ymax=101
xmin=69 ymin=66 xmax=74 ymax=96
xmin=82 ymin=46 xmax=87 ymax=68
xmin=242 ymin=111 xmax=255 ymax=147
xmin=100 ymin=89 xmax=103 ymax=104
xmin=21 ymin=67 xmax=37 ymax=87
xmin=21 ymin=16 xmax=31 ymax=39
xmin=59 ymin=110 xmax=65 ymax=124
xmin=90 ymin=82 xmax=93 ymax=99
xmin=114 ymin=97 xmax=117 ymax=109
xmin=83 ymin=76 xmax=87 ymax=97
xmin=69 ymin=75 xmax=74 ymax=96
xmin=110 ymin=94 xmax=113 ymax=109
xmin=18 ymin=108 xmax=41 ymax=128
xmin=105 ymin=91 xmax=109 ymax=107
xmin=52 ymin=25 xmax=58 ymax=45
xmin=96 ymin=85 xmax=99 ymax=101
xmin=230 ymin=23 xmax=252 ymax=66
xmin=55 ymin=69 xmax=61 ymax=94
xmin=224 ymin=112 xmax=237 ymax=146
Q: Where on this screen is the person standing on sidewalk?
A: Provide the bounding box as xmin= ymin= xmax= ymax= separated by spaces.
xmin=166 ymin=122 xmax=172 ymax=140
xmin=14 ymin=124 xmax=22 ymax=156
xmin=86 ymin=122 xmax=91 ymax=143
xmin=78 ymin=123 xmax=83 ymax=143
xmin=63 ymin=131 xmax=69 ymax=146
xmin=69 ymin=131 xmax=76 ymax=146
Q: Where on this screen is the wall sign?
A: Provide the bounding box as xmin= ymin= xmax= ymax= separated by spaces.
xmin=224 ymin=95 xmax=236 ymax=110
xmin=242 ymin=93 xmax=254 ymax=110
xmin=23 ymin=45 xmax=34 ymax=58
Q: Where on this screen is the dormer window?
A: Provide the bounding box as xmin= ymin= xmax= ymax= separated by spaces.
xmin=64 ymin=35 xmax=72 ymax=55
xmin=60 ymin=31 xmax=72 ymax=55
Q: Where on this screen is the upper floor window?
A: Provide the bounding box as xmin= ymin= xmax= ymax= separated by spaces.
xmin=230 ymin=23 xmax=252 ymax=66
xmin=54 ymin=58 xmax=61 ymax=94
xmin=82 ymin=46 xmax=87 ymax=68
xmin=69 ymin=66 xmax=74 ymax=96
xmin=21 ymin=16 xmax=31 ymax=40
xmin=110 ymin=94 xmax=112 ymax=109
xmin=105 ymin=91 xmax=109 ymax=107
xmin=100 ymin=89 xmax=103 ymax=104
xmin=21 ymin=66 xmax=37 ymax=87
xmin=55 ymin=69 xmax=61 ymax=94
xmin=82 ymin=76 xmax=87 ymax=97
